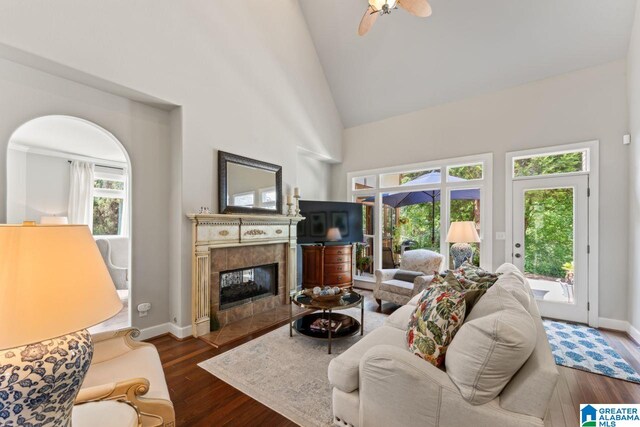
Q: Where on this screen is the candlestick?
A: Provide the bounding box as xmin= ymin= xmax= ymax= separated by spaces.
xmin=294 ymin=187 xmax=300 ymax=197
xmin=294 ymin=193 xmax=301 ymax=217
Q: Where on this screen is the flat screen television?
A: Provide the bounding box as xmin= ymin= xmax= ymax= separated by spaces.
xmin=297 ymin=200 xmax=363 ymax=244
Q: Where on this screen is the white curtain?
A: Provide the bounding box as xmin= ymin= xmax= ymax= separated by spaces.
xmin=68 ymin=161 xmax=95 ymax=230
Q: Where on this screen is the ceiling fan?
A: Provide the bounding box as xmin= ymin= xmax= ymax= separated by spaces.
xmin=358 ymin=0 xmax=432 ymax=36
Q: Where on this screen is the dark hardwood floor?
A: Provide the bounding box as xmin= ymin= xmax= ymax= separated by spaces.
xmin=148 ymin=293 xmax=640 ymax=426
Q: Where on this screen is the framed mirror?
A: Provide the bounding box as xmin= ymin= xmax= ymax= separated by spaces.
xmin=218 ymin=151 xmax=283 ymax=215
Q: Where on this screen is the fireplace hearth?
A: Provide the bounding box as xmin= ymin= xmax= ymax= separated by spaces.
xmin=220 ymin=263 xmax=278 ymax=310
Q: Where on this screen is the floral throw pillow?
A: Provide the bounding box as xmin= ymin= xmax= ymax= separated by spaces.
xmin=406 ymin=285 xmax=466 ymax=367
xmin=456 ymin=261 xmax=500 ymax=287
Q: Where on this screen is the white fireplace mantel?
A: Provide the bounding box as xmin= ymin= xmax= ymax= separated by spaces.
xmin=187 ymin=213 xmax=305 ymax=337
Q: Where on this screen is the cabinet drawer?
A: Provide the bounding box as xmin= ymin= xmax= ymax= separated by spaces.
xmin=324 ymin=263 xmax=351 ymax=274
xmin=324 ymin=246 xmax=352 ymax=256
xmin=325 ymin=272 xmax=352 ymax=286
xmin=325 ymin=253 xmax=350 ymax=264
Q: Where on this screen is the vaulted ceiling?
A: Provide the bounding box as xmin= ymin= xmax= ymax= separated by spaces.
xmin=299 ymin=0 xmax=637 ymax=128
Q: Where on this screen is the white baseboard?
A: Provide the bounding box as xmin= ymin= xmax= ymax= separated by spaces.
xmin=599 ymin=317 xmax=640 ymax=344
xmin=598 ymin=317 xmax=629 ymax=332
xmin=137 ymin=322 xmax=193 ymax=341
xmin=628 ymin=323 xmax=640 ymax=344
xmin=169 ymin=323 xmax=192 ymax=339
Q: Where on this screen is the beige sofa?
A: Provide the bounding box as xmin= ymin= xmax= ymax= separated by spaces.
xmin=329 ymin=263 xmax=558 ymax=427
xmin=77 ymin=328 xmax=175 ymax=427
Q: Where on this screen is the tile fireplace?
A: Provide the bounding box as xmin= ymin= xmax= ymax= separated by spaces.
xmin=188 ymin=213 xmax=304 ymax=337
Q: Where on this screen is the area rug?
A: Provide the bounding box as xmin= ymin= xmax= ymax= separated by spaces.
xmin=543 ymin=319 xmax=640 ymax=383
xmin=198 ymin=307 xmax=388 ymax=427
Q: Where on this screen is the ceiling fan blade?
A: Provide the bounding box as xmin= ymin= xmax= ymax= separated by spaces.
xmin=358 ymin=6 xmax=378 ymax=36
xmin=397 ymin=0 xmax=432 ymax=18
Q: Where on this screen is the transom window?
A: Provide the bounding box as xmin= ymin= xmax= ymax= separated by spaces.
xmin=512 ymin=149 xmax=587 ymax=178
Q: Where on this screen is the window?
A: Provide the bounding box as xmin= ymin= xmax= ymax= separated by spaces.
xmin=347 ymin=154 xmax=492 ymax=272
xmin=232 ymin=191 xmax=255 ymax=207
xmin=352 ymin=175 xmax=376 ymax=190
xmin=92 ymin=170 xmax=126 ymax=236
xmin=512 ymin=150 xmax=587 ymax=178
xmin=448 ymin=163 xmax=483 ymax=181
xmin=380 ymin=168 xmax=440 ymax=188
xmin=259 ymin=187 xmax=277 ymax=209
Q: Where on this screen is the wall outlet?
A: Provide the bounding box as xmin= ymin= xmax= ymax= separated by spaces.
xmin=137 ymin=302 xmax=151 ymax=317
xmin=495 ymin=232 xmax=506 ymax=240
xmin=624 ymin=134 xmax=631 ymax=145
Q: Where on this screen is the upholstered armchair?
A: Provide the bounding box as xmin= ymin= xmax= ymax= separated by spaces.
xmin=77 ymin=328 xmax=175 ymax=427
xmin=374 ymin=249 xmax=444 ymax=306
xmin=96 ymin=237 xmax=129 ymax=291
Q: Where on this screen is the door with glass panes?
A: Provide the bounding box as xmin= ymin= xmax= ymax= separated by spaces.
xmin=512 ymin=175 xmax=589 ymax=324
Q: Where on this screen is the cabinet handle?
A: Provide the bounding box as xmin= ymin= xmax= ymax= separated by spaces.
xmin=337 ymin=250 xmax=343 ymax=254
xmin=338 ymin=276 xmax=343 ymax=280
xmin=337 ymin=257 xmax=343 ymax=262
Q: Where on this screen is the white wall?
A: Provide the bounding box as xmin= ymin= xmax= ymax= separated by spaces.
xmin=0 ymin=1 xmax=342 ymax=331
xmin=297 ymin=152 xmax=332 ymax=201
xmin=333 ymin=60 xmax=630 ymax=322
xmin=0 ymin=58 xmax=173 ymax=330
xmin=6 ymin=148 xmax=25 ymax=223
xmin=21 ymin=152 xmax=69 ymax=221
xmin=628 ymin=3 xmax=640 ymax=335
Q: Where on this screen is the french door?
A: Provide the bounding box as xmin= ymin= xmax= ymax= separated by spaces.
xmin=512 ymin=175 xmax=589 ymax=324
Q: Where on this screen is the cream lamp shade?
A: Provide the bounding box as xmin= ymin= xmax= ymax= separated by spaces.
xmin=446 ymin=221 xmax=481 ymax=243
xmin=0 ymin=224 xmax=122 ymax=349
xmin=40 ymin=216 xmax=68 ymax=225
xmin=326 ymin=227 xmax=342 ymax=242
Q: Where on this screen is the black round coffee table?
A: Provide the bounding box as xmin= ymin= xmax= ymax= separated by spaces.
xmin=290 ymin=289 xmax=364 ymax=354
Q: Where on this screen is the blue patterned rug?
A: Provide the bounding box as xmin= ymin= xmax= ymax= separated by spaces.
xmin=543 ymin=320 xmax=640 ymax=383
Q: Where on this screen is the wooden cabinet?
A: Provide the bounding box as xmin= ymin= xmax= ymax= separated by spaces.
xmin=301 ymin=244 xmax=353 ymax=289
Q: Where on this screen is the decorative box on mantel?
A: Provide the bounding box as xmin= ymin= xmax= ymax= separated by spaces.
xmin=187 ymin=213 xmax=305 ymax=338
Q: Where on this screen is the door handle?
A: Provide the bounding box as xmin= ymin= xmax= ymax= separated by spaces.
xmin=515 ymin=243 xmax=521 ymax=248
xmin=515 ymin=253 xmax=522 ymax=258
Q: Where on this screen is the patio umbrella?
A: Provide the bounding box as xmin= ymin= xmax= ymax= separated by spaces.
xmin=364 ymin=172 xmax=480 ymax=244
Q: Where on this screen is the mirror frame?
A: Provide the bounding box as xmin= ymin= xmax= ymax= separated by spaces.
xmin=218 ymin=151 xmax=283 ymax=215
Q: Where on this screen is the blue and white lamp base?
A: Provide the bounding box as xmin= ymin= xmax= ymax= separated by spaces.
xmin=451 ymin=242 xmax=474 ymax=269
xmin=0 ymin=330 xmax=93 ymax=426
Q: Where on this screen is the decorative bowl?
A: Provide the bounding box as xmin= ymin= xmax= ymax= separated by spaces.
xmin=305 ymin=288 xmax=344 ymax=302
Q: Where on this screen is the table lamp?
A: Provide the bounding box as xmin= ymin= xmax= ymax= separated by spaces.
xmin=326 ymin=227 xmax=342 ymax=242
xmin=0 ymin=224 xmax=122 ymax=425
xmin=446 ymin=221 xmax=481 ymax=269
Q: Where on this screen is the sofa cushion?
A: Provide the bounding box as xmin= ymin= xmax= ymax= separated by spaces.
xmin=445 ymin=285 xmax=537 ymax=405
xmin=495 ymin=272 xmax=531 ymax=310
xmin=393 ymin=269 xmax=424 ymax=283
xmin=73 ymin=401 xmax=139 ymax=427
xmin=384 ymin=304 xmax=415 ymax=330
xmin=328 ymin=326 xmax=406 ymax=393
xmin=399 ymin=249 xmax=444 ymax=275
xmin=82 ymin=345 xmax=170 ymax=401
xmin=379 ymin=279 xmax=414 ymax=297
xmin=406 ymin=285 xmax=466 ymax=367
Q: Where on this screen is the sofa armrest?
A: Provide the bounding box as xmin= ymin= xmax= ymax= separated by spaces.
xmin=359 ymin=345 xmax=457 ymax=427
xmin=91 ymin=328 xmax=153 ymax=364
xmin=374 ymin=269 xmax=399 ymax=283
xmin=413 ymin=274 xmax=435 ymax=296
xmin=76 ymin=378 xmax=150 ymax=404
xmin=77 ymin=377 xmax=174 ymax=427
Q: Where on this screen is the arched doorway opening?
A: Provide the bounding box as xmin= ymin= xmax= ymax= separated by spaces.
xmin=6 ymin=115 xmax=133 ymax=332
